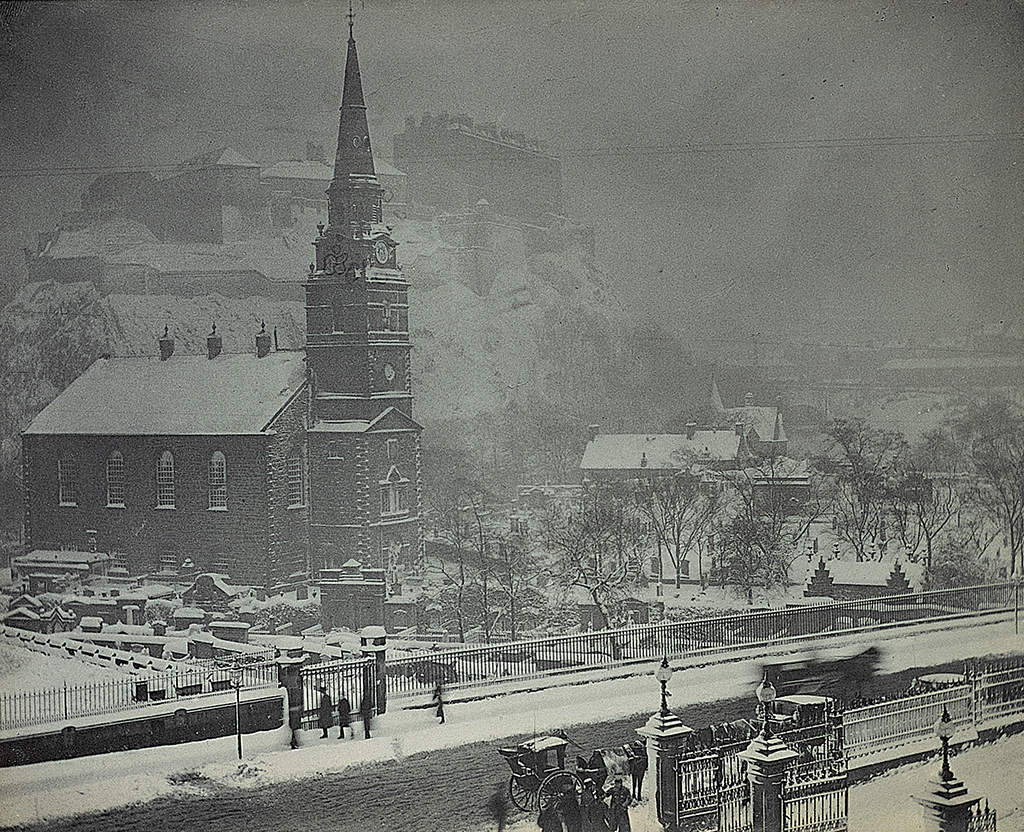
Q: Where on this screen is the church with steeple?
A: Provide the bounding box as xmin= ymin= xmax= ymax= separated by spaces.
xmin=19 ymin=17 xmax=423 ymax=622
xmin=306 ymin=15 xmax=424 ymax=611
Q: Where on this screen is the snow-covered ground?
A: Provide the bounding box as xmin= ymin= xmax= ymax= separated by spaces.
xmin=0 ymin=615 xmax=1021 ymax=830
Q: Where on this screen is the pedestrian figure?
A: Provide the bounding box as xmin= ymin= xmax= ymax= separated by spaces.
xmin=581 ymin=778 xmax=608 ymax=832
xmin=337 ymin=693 xmax=352 ymax=739
xmin=432 ymin=680 xmax=446 ymax=724
xmin=538 ymin=800 xmax=563 ymax=832
xmin=605 ymin=778 xmax=631 ymax=832
xmin=359 ymin=689 xmax=374 ymax=739
xmin=317 ymin=685 xmax=333 ymax=739
xmin=487 ymin=781 xmax=510 ymax=832
xmin=560 ymin=790 xmax=582 ymax=832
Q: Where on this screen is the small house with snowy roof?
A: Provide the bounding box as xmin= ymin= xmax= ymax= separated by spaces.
xmin=804 ymin=558 xmax=924 ymax=601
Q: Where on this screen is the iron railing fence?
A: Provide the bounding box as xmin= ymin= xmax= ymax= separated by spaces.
xmin=299 ymin=657 xmax=377 ymax=731
xmin=0 ymin=660 xmax=280 ymax=733
xmin=385 ymin=582 xmax=1018 ymax=701
xmin=842 ymin=686 xmax=973 ymax=761
xmin=973 ymin=657 xmax=1024 ymax=729
xmin=966 ymin=800 xmax=998 ymax=832
xmin=781 ymin=758 xmax=849 ymax=832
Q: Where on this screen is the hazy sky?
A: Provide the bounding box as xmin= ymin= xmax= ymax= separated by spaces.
xmin=1 ymin=0 xmax=1022 ymax=347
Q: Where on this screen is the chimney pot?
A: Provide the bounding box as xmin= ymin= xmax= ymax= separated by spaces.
xmin=158 ymin=325 xmax=174 ymax=360
xmin=588 ymin=424 xmax=600 ymax=443
xmin=735 ymin=422 xmax=744 ymax=436
xmin=206 ymin=323 xmax=222 ymax=360
xmin=686 ymin=422 xmax=697 ymax=440
xmin=256 ymin=321 xmax=271 ymax=358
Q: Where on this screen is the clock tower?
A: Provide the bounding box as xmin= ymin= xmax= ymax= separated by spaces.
xmin=305 ymin=15 xmax=422 ymax=582
xmin=306 ymin=14 xmax=409 ymax=423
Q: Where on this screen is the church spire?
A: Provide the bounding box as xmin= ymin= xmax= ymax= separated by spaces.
xmin=326 ymin=7 xmax=381 ymax=234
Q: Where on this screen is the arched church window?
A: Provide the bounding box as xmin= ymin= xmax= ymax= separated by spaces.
xmin=156 ymin=451 xmax=175 ymax=508
xmin=379 ymin=466 xmax=410 ymax=516
xmin=58 ymin=458 xmax=77 ymax=506
xmin=106 ymin=450 xmax=125 ymax=507
xmin=287 ymin=449 xmax=306 ymax=507
xmin=208 ymin=451 xmax=227 ymax=510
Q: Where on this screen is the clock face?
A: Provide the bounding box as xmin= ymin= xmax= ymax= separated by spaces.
xmin=383 ymin=362 xmax=396 ymax=382
xmin=373 ymin=240 xmax=390 ymax=265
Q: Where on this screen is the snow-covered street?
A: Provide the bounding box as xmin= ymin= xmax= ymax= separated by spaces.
xmin=0 ymin=615 xmax=1021 ymax=830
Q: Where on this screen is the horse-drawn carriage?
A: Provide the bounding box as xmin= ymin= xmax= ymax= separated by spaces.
xmin=497 ymin=733 xmax=645 ymax=812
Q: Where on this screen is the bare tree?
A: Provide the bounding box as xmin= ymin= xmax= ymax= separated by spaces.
xmin=542 ymin=494 xmax=646 ymax=630
xmin=825 ymin=417 xmax=910 ymax=560
xmin=715 ymin=456 xmax=829 ymax=602
xmin=957 ymin=399 xmax=1024 ymax=578
xmin=492 ymin=534 xmax=542 ymax=641
xmin=887 ymin=429 xmax=964 ymax=572
xmin=631 ymin=465 xmax=721 ymax=589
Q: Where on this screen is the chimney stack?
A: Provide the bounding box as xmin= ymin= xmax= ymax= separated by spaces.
xmin=745 ymin=391 xmax=753 ymax=407
xmin=206 ymin=323 xmax=222 ymax=360
xmin=685 ymin=422 xmax=697 ymax=440
xmin=256 ymin=321 xmax=271 ymax=358
xmin=588 ymin=424 xmax=600 ymax=444
xmin=735 ymin=422 xmax=744 ymax=436
xmin=158 ymin=325 xmax=174 ymax=361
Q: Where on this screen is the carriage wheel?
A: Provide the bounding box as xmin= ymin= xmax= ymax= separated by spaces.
xmin=508 ymin=775 xmax=537 ymax=812
xmin=538 ymin=771 xmax=583 ymax=813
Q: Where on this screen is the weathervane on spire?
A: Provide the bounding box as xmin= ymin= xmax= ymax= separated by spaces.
xmin=347 ymin=0 xmax=354 ymax=36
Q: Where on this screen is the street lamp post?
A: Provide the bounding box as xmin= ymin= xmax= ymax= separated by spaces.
xmin=230 ymin=662 xmax=243 ymax=760
xmin=655 ymin=656 xmax=673 ymax=715
xmin=756 ymin=673 xmax=776 ymax=739
xmin=933 ymin=706 xmax=954 ymax=782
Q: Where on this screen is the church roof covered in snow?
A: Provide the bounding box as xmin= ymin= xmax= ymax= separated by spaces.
xmin=24 ymin=351 xmax=307 ymax=436
xmin=581 ymin=432 xmax=742 ymax=471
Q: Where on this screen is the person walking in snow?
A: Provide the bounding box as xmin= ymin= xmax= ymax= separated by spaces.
xmin=317 ymin=686 xmax=333 ymax=739
xmin=538 ymin=800 xmax=563 ymax=832
xmin=359 ymin=689 xmax=374 ymax=739
xmin=432 ymin=680 xmax=446 ymax=724
xmin=580 ymin=779 xmax=608 ymax=832
xmin=337 ymin=693 xmax=352 ymax=739
xmin=605 ymin=778 xmax=632 ymax=832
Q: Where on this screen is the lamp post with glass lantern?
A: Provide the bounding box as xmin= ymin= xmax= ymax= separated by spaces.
xmin=913 ymin=705 xmax=983 ymax=832
xmin=655 ymin=656 xmax=673 ymax=715
xmin=230 ymin=662 xmax=243 ymax=760
xmin=738 ymin=673 xmax=798 ymax=832
xmin=934 ymin=707 xmax=954 ymax=782
xmin=756 ymin=673 xmax=776 ymax=739
xmin=636 ymin=656 xmax=692 ymax=828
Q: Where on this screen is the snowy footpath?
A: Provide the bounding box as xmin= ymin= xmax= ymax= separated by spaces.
xmin=0 ymin=615 xmax=1021 ymax=831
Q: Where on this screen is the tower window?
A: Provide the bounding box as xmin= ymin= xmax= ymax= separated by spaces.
xmin=385 ymin=438 xmax=398 ymax=461
xmin=287 ymin=450 xmax=306 ymax=507
xmin=156 ymin=451 xmax=175 ymax=508
xmin=58 ymin=458 xmax=77 ymax=506
xmin=106 ymin=450 xmax=125 ymax=507
xmin=380 ymin=482 xmax=408 ymax=516
xmin=379 ymin=466 xmax=410 ymax=516
xmin=208 ymin=451 xmax=227 ymax=510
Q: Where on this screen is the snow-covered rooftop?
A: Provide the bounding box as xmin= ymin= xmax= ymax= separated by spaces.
xmin=581 ymin=432 xmax=741 ymax=471
xmin=24 ymin=351 xmax=307 ymax=436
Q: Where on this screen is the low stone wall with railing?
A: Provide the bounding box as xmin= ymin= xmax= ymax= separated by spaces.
xmin=384 ymin=582 xmax=1019 ymax=702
